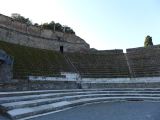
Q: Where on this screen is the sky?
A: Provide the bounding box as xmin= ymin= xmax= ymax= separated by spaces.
xmin=0 ymin=0 xmax=160 ymax=51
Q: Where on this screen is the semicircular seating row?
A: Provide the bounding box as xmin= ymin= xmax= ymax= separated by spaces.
xmin=0 ymin=88 xmax=160 ymax=120
xmin=0 ymin=40 xmax=160 ymax=79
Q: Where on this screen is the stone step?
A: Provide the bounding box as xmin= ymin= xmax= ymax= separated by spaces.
xmin=0 ymin=89 xmax=100 ymax=97
xmin=1 ymin=90 xmax=160 ymax=104
xmin=0 ymin=91 xmax=107 ymax=104
xmin=1 ymin=88 xmax=160 ymax=97
xmin=7 ymin=96 xmax=160 ymax=120
xmin=1 ymin=93 xmax=160 ymax=111
xmin=2 ymin=89 xmax=160 ymax=119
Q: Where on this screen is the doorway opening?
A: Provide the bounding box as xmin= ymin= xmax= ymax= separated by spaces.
xmin=60 ymin=46 xmax=64 ymax=53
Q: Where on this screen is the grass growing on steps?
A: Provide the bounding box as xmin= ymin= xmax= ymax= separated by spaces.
xmin=0 ymin=41 xmax=73 ymax=79
xmin=67 ymin=52 xmax=130 ymax=78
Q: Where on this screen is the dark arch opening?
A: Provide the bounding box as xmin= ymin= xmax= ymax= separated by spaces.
xmin=60 ymin=46 xmax=64 ymax=53
xmin=0 ymin=60 xmax=3 ymax=65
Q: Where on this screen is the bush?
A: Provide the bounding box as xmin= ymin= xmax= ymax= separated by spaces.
xmin=144 ymin=35 xmax=153 ymax=47
xmin=11 ymin=13 xmax=75 ymax=34
xmin=11 ymin=13 xmax=32 ymax=25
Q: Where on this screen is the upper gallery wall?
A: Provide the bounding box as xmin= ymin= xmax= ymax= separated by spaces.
xmin=0 ymin=14 xmax=90 ymax=52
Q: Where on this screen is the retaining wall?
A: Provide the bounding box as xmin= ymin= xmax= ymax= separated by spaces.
xmin=0 ymin=14 xmax=89 ymax=52
xmin=0 ymin=80 xmax=78 ymax=92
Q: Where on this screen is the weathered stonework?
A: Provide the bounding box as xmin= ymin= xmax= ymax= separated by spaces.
xmin=0 ymin=80 xmax=78 ymax=91
xmin=0 ymin=64 xmax=12 ymax=82
xmin=0 ymin=50 xmax=13 ymax=83
xmin=0 ymin=14 xmax=90 ymax=52
xmin=81 ymin=82 xmax=160 ymax=89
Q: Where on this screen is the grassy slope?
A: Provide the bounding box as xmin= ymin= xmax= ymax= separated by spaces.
xmin=0 ymin=41 xmax=72 ymax=79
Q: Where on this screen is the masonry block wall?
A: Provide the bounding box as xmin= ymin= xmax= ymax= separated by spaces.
xmin=0 ymin=14 xmax=90 ymax=52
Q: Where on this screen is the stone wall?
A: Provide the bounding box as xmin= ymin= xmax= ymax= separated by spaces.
xmin=127 ymin=45 xmax=160 ymax=53
xmin=0 ymin=14 xmax=90 ymax=52
xmin=81 ymin=82 xmax=160 ymax=89
xmin=0 ymin=64 xmax=12 ymax=82
xmin=0 ymin=50 xmax=13 ymax=83
xmin=81 ymin=77 xmax=160 ymax=83
xmin=88 ymin=49 xmax=124 ymax=54
xmin=1 ymin=77 xmax=160 ymax=91
xmin=81 ymin=77 xmax=160 ymax=89
xmin=0 ymin=80 xmax=78 ymax=91
xmin=29 ymin=72 xmax=80 ymax=81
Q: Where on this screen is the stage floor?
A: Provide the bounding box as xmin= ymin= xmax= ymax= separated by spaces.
xmin=28 ymin=101 xmax=160 ymax=120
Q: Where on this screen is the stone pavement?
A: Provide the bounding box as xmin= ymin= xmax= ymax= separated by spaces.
xmin=29 ymin=101 xmax=160 ymax=120
xmin=0 ymin=115 xmax=10 ymax=120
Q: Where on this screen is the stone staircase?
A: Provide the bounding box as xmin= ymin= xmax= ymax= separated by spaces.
xmin=1 ymin=88 xmax=160 ymax=120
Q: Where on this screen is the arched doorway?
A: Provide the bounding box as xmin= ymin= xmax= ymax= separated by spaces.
xmin=60 ymin=46 xmax=64 ymax=53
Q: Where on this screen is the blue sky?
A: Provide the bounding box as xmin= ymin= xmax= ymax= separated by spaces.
xmin=0 ymin=0 xmax=160 ymax=50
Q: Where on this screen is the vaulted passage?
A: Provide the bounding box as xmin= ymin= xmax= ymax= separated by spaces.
xmin=0 ymin=50 xmax=13 ymax=83
xmin=60 ymin=46 xmax=64 ymax=53
xmin=0 ymin=60 xmax=3 ymax=65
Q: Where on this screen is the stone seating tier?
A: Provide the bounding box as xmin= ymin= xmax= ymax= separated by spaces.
xmin=1 ymin=88 xmax=160 ymax=120
xmin=0 ymin=41 xmax=74 ymax=79
xmin=67 ymin=52 xmax=130 ymax=78
xmin=126 ymin=46 xmax=160 ymax=77
xmin=1 ymin=40 xmax=160 ymax=78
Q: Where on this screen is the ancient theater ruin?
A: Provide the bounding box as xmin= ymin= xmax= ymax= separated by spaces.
xmin=0 ymin=14 xmax=160 ymax=120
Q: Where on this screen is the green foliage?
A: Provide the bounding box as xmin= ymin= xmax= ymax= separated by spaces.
xmin=64 ymin=26 xmax=75 ymax=34
xmin=11 ymin=13 xmax=32 ymax=25
xmin=41 ymin=21 xmax=55 ymax=30
xmin=55 ymin=23 xmax=63 ymax=32
xmin=49 ymin=21 xmax=56 ymax=30
xmin=33 ymin=23 xmax=39 ymax=27
xmin=144 ymin=35 xmax=153 ymax=47
xmin=41 ymin=23 xmax=50 ymax=29
xmin=11 ymin=13 xmax=75 ymax=34
xmin=41 ymin=22 xmax=75 ymax=34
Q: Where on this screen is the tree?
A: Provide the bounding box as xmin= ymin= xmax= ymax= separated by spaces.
xmin=63 ymin=26 xmax=75 ymax=34
xmin=144 ymin=35 xmax=153 ymax=47
xmin=49 ymin=21 xmax=56 ymax=31
xmin=11 ymin=13 xmax=32 ymax=25
xmin=55 ymin=23 xmax=63 ymax=32
xmin=11 ymin=13 xmax=75 ymax=34
xmin=41 ymin=23 xmax=50 ymax=29
xmin=34 ymin=23 xmax=39 ymax=27
xmin=41 ymin=21 xmax=56 ymax=31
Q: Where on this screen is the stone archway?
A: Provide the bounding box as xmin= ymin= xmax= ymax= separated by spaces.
xmin=0 ymin=50 xmax=13 ymax=82
xmin=60 ymin=46 xmax=64 ymax=53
